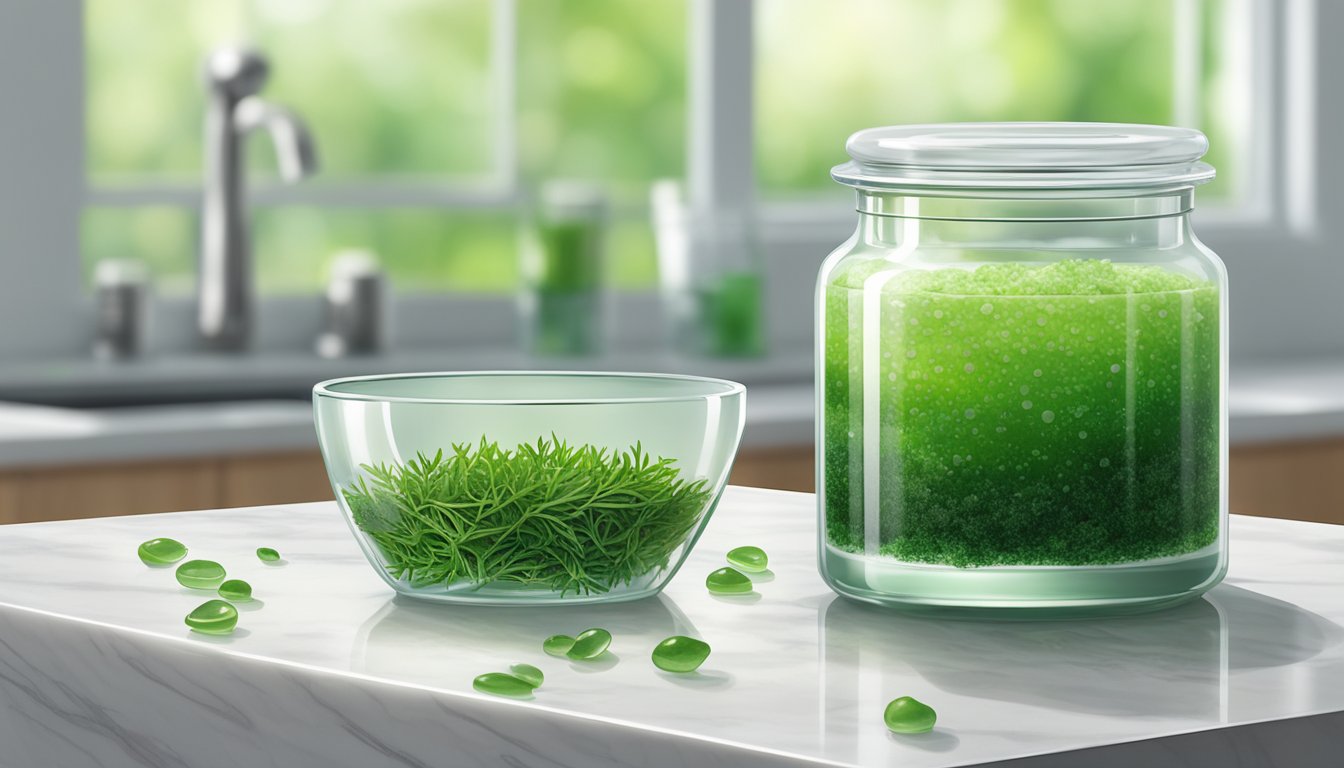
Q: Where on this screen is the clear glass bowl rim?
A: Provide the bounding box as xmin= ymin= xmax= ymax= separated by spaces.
xmin=313 ymin=370 xmax=746 ymax=406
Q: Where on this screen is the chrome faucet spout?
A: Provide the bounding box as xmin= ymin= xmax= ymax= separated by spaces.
xmin=197 ymin=47 xmax=318 ymax=351
xmin=234 ymin=97 xmax=319 ymax=182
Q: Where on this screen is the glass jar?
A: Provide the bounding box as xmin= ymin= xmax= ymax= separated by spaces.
xmin=521 ymin=181 xmax=607 ymax=356
xmin=816 ymin=124 xmax=1227 ymax=615
xmin=651 ymin=183 xmax=765 ymax=358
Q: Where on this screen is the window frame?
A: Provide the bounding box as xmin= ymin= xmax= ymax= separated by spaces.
xmin=0 ymin=0 xmax=1331 ymax=364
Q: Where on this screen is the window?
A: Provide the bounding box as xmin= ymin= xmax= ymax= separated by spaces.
xmin=3 ymin=0 xmax=1316 ymax=363
xmin=756 ymin=0 xmax=1252 ymax=205
xmin=82 ymin=0 xmax=684 ymax=295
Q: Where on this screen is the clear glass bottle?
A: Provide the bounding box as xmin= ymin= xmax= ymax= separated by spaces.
xmin=652 ymin=182 xmax=765 ymax=358
xmin=684 ymin=209 xmax=765 ymax=358
xmin=521 ymin=181 xmax=607 ymax=356
xmin=817 ymin=124 xmax=1228 ymax=615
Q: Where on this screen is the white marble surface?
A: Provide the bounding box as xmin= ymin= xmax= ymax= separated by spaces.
xmin=0 ymin=486 xmax=1342 ymax=767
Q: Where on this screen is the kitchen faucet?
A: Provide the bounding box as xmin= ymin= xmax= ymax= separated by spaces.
xmin=198 ymin=47 xmax=318 ymax=351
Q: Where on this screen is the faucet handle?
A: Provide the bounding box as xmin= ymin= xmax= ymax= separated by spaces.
xmin=204 ymin=46 xmax=270 ymax=98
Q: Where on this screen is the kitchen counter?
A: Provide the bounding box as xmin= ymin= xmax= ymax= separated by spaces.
xmin=0 ymin=348 xmax=813 ymax=408
xmin=3 ymin=355 xmax=1343 ymax=470
xmin=0 ymin=387 xmax=812 ymax=468
xmin=0 ymin=486 xmax=1340 ymax=767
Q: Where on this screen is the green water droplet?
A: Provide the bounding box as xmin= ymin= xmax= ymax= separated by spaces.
xmin=137 ymin=538 xmax=187 ymax=566
xmin=256 ymin=547 xmax=281 ymax=562
xmin=884 ymin=696 xmax=937 ymax=734
xmin=543 ymin=634 xmax=575 ymax=657
xmin=509 ymin=663 xmax=544 ymax=687
xmin=472 ymin=672 xmax=534 ymax=698
xmin=566 ymin=628 xmax=612 ymax=660
xmin=217 ymin=579 xmax=252 ymax=601
xmin=726 ymin=546 xmax=768 ymax=573
xmin=175 ymin=560 xmax=226 ymax=590
xmin=185 ymin=599 xmax=238 ymax=635
xmin=651 ymin=635 xmax=711 ymax=673
xmin=706 ymin=567 xmax=752 ymax=594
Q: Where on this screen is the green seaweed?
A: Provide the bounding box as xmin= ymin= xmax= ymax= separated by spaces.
xmin=823 ymin=260 xmax=1221 ymax=567
xmin=343 ymin=437 xmax=712 ymax=595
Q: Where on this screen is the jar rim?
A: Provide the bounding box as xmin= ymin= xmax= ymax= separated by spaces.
xmin=832 ymin=122 xmax=1216 ymax=192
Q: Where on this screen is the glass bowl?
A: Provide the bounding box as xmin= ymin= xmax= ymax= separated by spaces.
xmin=313 ymin=371 xmax=746 ymax=605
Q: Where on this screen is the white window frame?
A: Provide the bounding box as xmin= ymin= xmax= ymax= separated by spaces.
xmin=0 ymin=0 xmax=1334 ymax=365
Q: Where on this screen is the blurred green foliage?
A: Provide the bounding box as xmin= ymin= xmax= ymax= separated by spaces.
xmin=85 ymin=0 xmax=1238 ymax=296
xmin=757 ymin=0 xmax=1238 ymax=199
xmin=84 ymin=0 xmax=683 ymax=294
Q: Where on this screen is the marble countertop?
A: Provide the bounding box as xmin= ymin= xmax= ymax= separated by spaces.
xmin=0 ymin=487 xmax=1341 ymax=767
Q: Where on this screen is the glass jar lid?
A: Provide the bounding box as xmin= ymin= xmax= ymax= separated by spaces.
xmin=832 ymin=122 xmax=1215 ymax=192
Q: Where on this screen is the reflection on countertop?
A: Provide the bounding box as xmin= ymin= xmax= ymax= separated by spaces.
xmin=821 ymin=585 xmax=1339 ymax=724
xmin=355 ymin=595 xmax=704 ymax=690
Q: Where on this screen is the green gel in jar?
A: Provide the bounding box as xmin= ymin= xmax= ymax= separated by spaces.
xmin=217 ymin=579 xmax=252 ymax=601
xmin=175 ymin=559 xmax=226 ymax=590
xmin=509 ymin=663 xmax=544 ymax=688
xmin=651 ymin=635 xmax=711 ymax=673
xmin=566 ymin=628 xmax=612 ymax=660
xmin=472 ymin=672 xmax=535 ymax=698
xmin=543 ymin=634 xmax=575 ymax=657
xmin=137 ymin=538 xmax=187 ymax=566
xmin=706 ymin=567 xmax=753 ymax=594
xmin=256 ymin=547 xmax=281 ymax=562
xmin=726 ymin=545 xmax=768 ymax=573
xmin=824 ymin=261 xmax=1220 ymax=567
xmin=883 ymin=696 xmax=937 ymax=734
xmin=185 ymin=599 xmax=238 ymax=635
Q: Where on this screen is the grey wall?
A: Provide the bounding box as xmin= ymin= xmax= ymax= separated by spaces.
xmin=0 ymin=0 xmax=86 ymax=360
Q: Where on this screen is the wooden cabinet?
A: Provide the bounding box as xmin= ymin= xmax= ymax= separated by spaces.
xmin=0 ymin=452 xmax=333 ymax=524
xmin=1 ymin=440 xmax=1341 ymax=525
xmin=0 ymin=459 xmax=220 ymax=524
xmin=1228 ymin=437 xmax=1344 ymax=525
xmin=218 ymin=452 xmax=334 ymax=508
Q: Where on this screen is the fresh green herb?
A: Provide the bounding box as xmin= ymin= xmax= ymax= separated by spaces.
xmin=256 ymin=547 xmax=281 ymax=562
xmin=472 ymin=672 xmax=535 ymax=698
xmin=706 ymin=567 xmax=752 ymax=594
xmin=176 ymin=560 xmax=226 ymax=590
xmin=509 ymin=663 xmax=545 ymax=687
xmin=342 ymin=437 xmax=712 ymax=595
xmin=137 ymin=538 xmax=187 ymax=566
xmin=651 ymin=636 xmax=710 ymax=673
xmin=543 ymin=634 xmax=576 ymax=657
xmin=883 ymin=696 xmax=937 ymax=734
xmin=185 ymin=599 xmax=238 ymax=635
xmin=726 ymin=545 xmax=768 ymax=573
xmin=567 ymin=628 xmax=613 ymax=660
